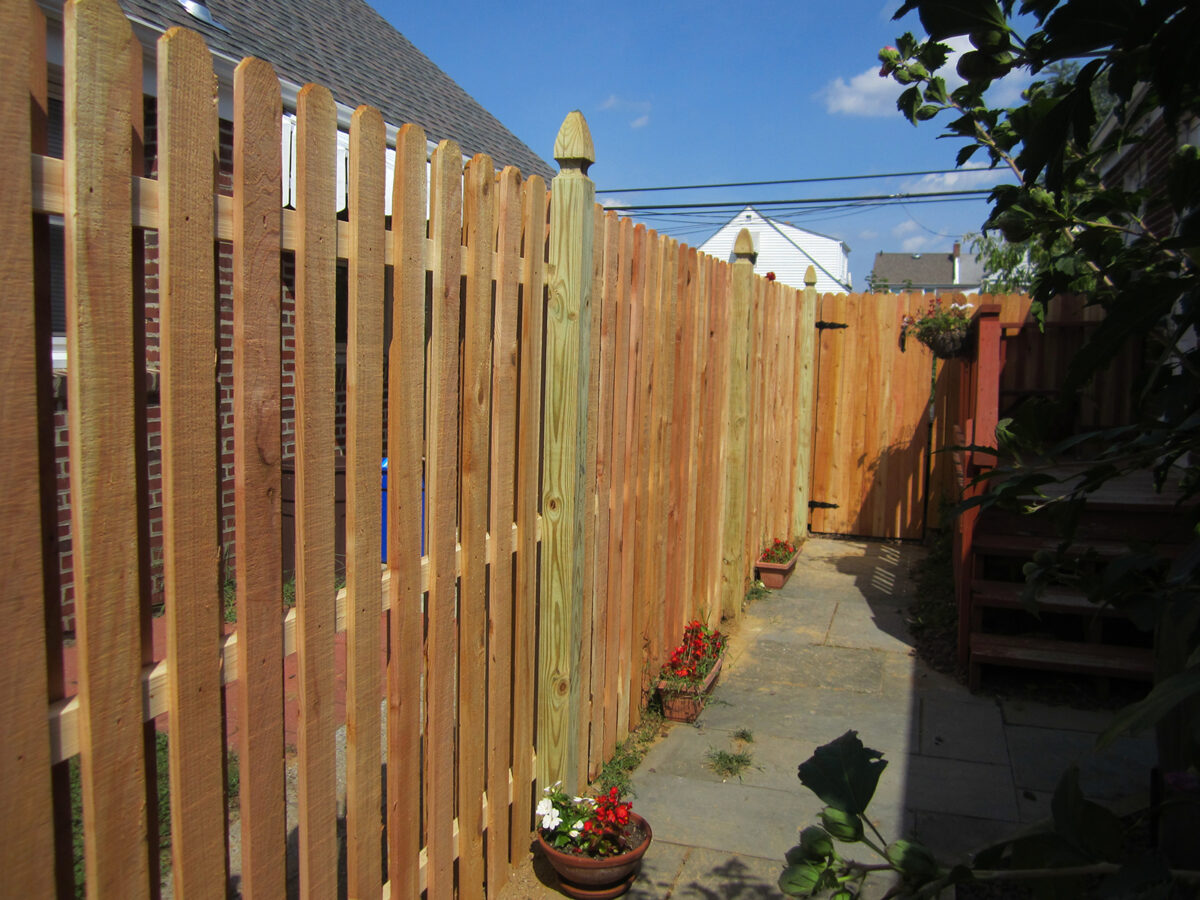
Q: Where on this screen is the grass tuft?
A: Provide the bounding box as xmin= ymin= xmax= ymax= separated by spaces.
xmin=705 ymin=747 xmax=753 ymax=780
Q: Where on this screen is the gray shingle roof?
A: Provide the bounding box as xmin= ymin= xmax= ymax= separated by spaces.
xmin=64 ymin=0 xmax=555 ymax=180
xmin=870 ymin=251 xmax=955 ymax=289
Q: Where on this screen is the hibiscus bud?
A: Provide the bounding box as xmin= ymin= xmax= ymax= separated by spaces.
xmin=819 ymin=807 xmax=864 ymax=842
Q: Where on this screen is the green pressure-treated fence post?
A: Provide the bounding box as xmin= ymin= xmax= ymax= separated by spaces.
xmin=791 ymin=265 xmax=819 ymax=541
xmin=538 ymin=111 xmax=595 ymax=793
xmin=720 ymin=229 xmax=756 ymax=620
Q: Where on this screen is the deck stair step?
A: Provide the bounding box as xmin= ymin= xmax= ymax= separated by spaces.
xmin=970 ymin=531 xmax=1178 ymax=561
xmin=969 ymin=579 xmax=1124 ymax=616
xmin=968 ymin=634 xmax=1154 ymax=689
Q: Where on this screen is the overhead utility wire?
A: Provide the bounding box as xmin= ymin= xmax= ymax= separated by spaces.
xmin=611 ymin=188 xmax=994 ymax=212
xmin=598 ymin=168 xmax=1001 ymax=194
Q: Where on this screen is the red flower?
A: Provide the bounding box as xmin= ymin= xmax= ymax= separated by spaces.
xmin=765 ymin=271 xmax=776 ymax=281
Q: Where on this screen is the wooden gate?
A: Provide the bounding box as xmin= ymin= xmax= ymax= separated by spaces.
xmin=809 ymin=292 xmax=935 ymax=540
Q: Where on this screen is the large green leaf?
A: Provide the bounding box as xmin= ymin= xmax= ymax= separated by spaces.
xmin=1049 ymin=766 xmax=1123 ymax=862
xmin=1097 ymin=667 xmax=1200 ymax=748
xmin=797 ymin=731 xmax=887 ymax=816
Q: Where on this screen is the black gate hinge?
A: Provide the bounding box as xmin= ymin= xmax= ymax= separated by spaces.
xmin=815 ymin=320 xmax=848 ymax=330
xmin=809 ymin=500 xmax=840 ymax=509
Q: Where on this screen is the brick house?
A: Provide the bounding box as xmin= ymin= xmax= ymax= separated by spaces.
xmin=38 ymin=0 xmax=554 ymax=632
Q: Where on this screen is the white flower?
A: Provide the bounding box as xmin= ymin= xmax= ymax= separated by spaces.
xmin=536 ymin=798 xmax=554 ymax=818
xmin=540 ymin=808 xmax=562 ymax=831
xmin=569 ymin=827 xmax=581 ymax=838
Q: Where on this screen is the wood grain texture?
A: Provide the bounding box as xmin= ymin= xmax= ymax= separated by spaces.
xmin=293 ymin=82 xmax=338 ymax=900
xmin=720 ymin=237 xmax=754 ymax=619
xmin=582 ymin=201 xmax=604 ymax=783
xmin=63 ymin=1 xmax=151 ymax=894
xmin=537 ymin=126 xmax=594 ymax=792
xmin=510 ymin=174 xmax=546 ymax=862
xmin=459 ymin=152 xmax=494 ymax=898
xmin=629 ymin=227 xmax=657 ymax=726
xmin=611 ymin=216 xmax=636 ymax=742
xmin=424 ymin=139 xmax=463 ymax=900
xmin=597 ymin=210 xmax=623 ymax=764
xmin=385 ymin=122 xmax=427 ymax=900
xmin=791 ymin=277 xmax=818 ymax=541
xmin=646 ymin=236 xmax=676 ymax=675
xmin=157 ymin=26 xmax=228 ymax=897
xmin=487 ymin=165 xmax=522 ymax=893
xmin=0 ymin=1 xmax=55 ymax=893
xmin=345 ymin=103 xmax=385 ymax=900
xmin=231 ymin=55 xmax=287 ymax=900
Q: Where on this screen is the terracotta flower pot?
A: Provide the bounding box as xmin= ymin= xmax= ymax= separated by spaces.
xmin=536 ymin=813 xmax=653 ymax=899
xmin=756 ymin=550 xmax=798 ymax=589
xmin=657 ymin=654 xmax=723 ymax=723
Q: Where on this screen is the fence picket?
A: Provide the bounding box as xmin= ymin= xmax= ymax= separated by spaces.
xmin=425 ymin=139 xmax=464 ymax=900
xmin=231 ymin=55 xmax=287 ymax=900
xmin=158 ymin=25 xmax=227 ymax=896
xmin=487 ymin=165 xmax=522 ymax=892
xmin=0 ymin=2 xmax=55 ymax=894
xmin=385 ymin=122 xmax=428 ymax=900
xmin=598 ymin=210 xmax=624 ymax=764
xmin=510 ymin=173 xmax=547 ymax=864
xmin=345 ymin=103 xmax=385 ymax=900
xmin=459 ymin=152 xmax=495 ymax=897
xmin=293 ymin=82 xmax=339 ymax=900
xmin=62 ymin=1 xmax=151 ymax=894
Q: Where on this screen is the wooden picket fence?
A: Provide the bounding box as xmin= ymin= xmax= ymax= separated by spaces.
xmin=0 ymin=2 xmax=820 ymax=897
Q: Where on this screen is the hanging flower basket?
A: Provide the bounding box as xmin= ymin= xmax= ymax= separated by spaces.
xmin=901 ymin=299 xmax=974 ymax=360
xmin=920 ymin=326 xmax=970 ymax=359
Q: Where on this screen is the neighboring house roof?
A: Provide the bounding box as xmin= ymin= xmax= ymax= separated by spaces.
xmin=869 ymin=246 xmax=981 ymax=294
xmin=41 ymin=0 xmax=555 ymax=181
xmin=698 ymin=207 xmax=853 ymax=293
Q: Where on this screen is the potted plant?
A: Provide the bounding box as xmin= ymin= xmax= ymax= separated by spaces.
xmin=900 ymin=298 xmax=974 ymax=359
xmin=656 ymin=619 xmax=726 ymax=723
xmin=535 ymin=784 xmax=653 ymax=898
xmin=756 ymin=538 xmax=799 ymax=589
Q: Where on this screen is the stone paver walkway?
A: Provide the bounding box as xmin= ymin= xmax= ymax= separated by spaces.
xmin=508 ymin=537 xmax=1157 ymax=898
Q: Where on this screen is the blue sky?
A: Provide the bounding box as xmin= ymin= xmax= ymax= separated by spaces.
xmin=375 ymin=0 xmax=1026 ymax=290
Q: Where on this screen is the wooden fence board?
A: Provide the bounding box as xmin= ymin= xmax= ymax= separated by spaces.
xmin=614 ymin=219 xmax=639 ymax=740
xmin=385 ymin=122 xmax=428 ymax=900
xmin=510 ymin=173 xmax=546 ymax=864
xmin=293 ymin=82 xmax=339 ymax=900
xmin=344 ymin=103 xmax=385 ymax=900
xmin=599 ymin=210 xmax=625 ymax=763
xmin=585 ymin=202 xmax=608 ymax=782
xmin=158 ymin=26 xmax=227 ymax=897
xmin=231 ymin=55 xmax=287 ymax=900
xmin=630 ymin=229 xmax=659 ymax=721
xmin=459 ymin=152 xmax=494 ymax=897
xmin=425 ymin=139 xmax=463 ymax=900
xmin=679 ymin=248 xmax=702 ymax=628
xmin=791 ymin=275 xmax=818 ymax=542
xmin=487 ymin=165 xmax=521 ymax=892
xmin=665 ymin=245 xmax=692 ymax=643
xmin=720 ymin=238 xmax=753 ymax=618
xmin=0 ymin=2 xmax=55 ymax=894
xmin=63 ymin=2 xmax=151 ymax=893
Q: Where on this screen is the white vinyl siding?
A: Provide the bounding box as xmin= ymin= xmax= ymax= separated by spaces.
xmin=699 ymin=207 xmax=852 ymax=293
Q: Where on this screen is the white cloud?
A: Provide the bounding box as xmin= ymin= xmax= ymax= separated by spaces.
xmin=817 ymin=68 xmax=902 ymax=117
xmin=892 ymin=220 xmax=921 ymax=238
xmin=820 ymin=35 xmax=1030 ymax=118
xmin=902 ymin=235 xmax=934 ymax=252
xmin=903 ymin=164 xmax=1008 ymax=193
xmin=859 ymin=228 xmax=879 ymax=240
xmin=599 ymin=196 xmax=631 ymax=209
xmin=600 ymin=94 xmax=619 ymax=110
xmin=629 ymin=114 xmax=650 ymax=129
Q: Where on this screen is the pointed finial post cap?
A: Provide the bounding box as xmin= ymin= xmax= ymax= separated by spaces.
xmin=554 ymin=111 xmax=595 ymax=175
xmin=733 ymin=228 xmax=756 ymax=262
xmin=805 ymin=265 xmax=817 ymax=287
